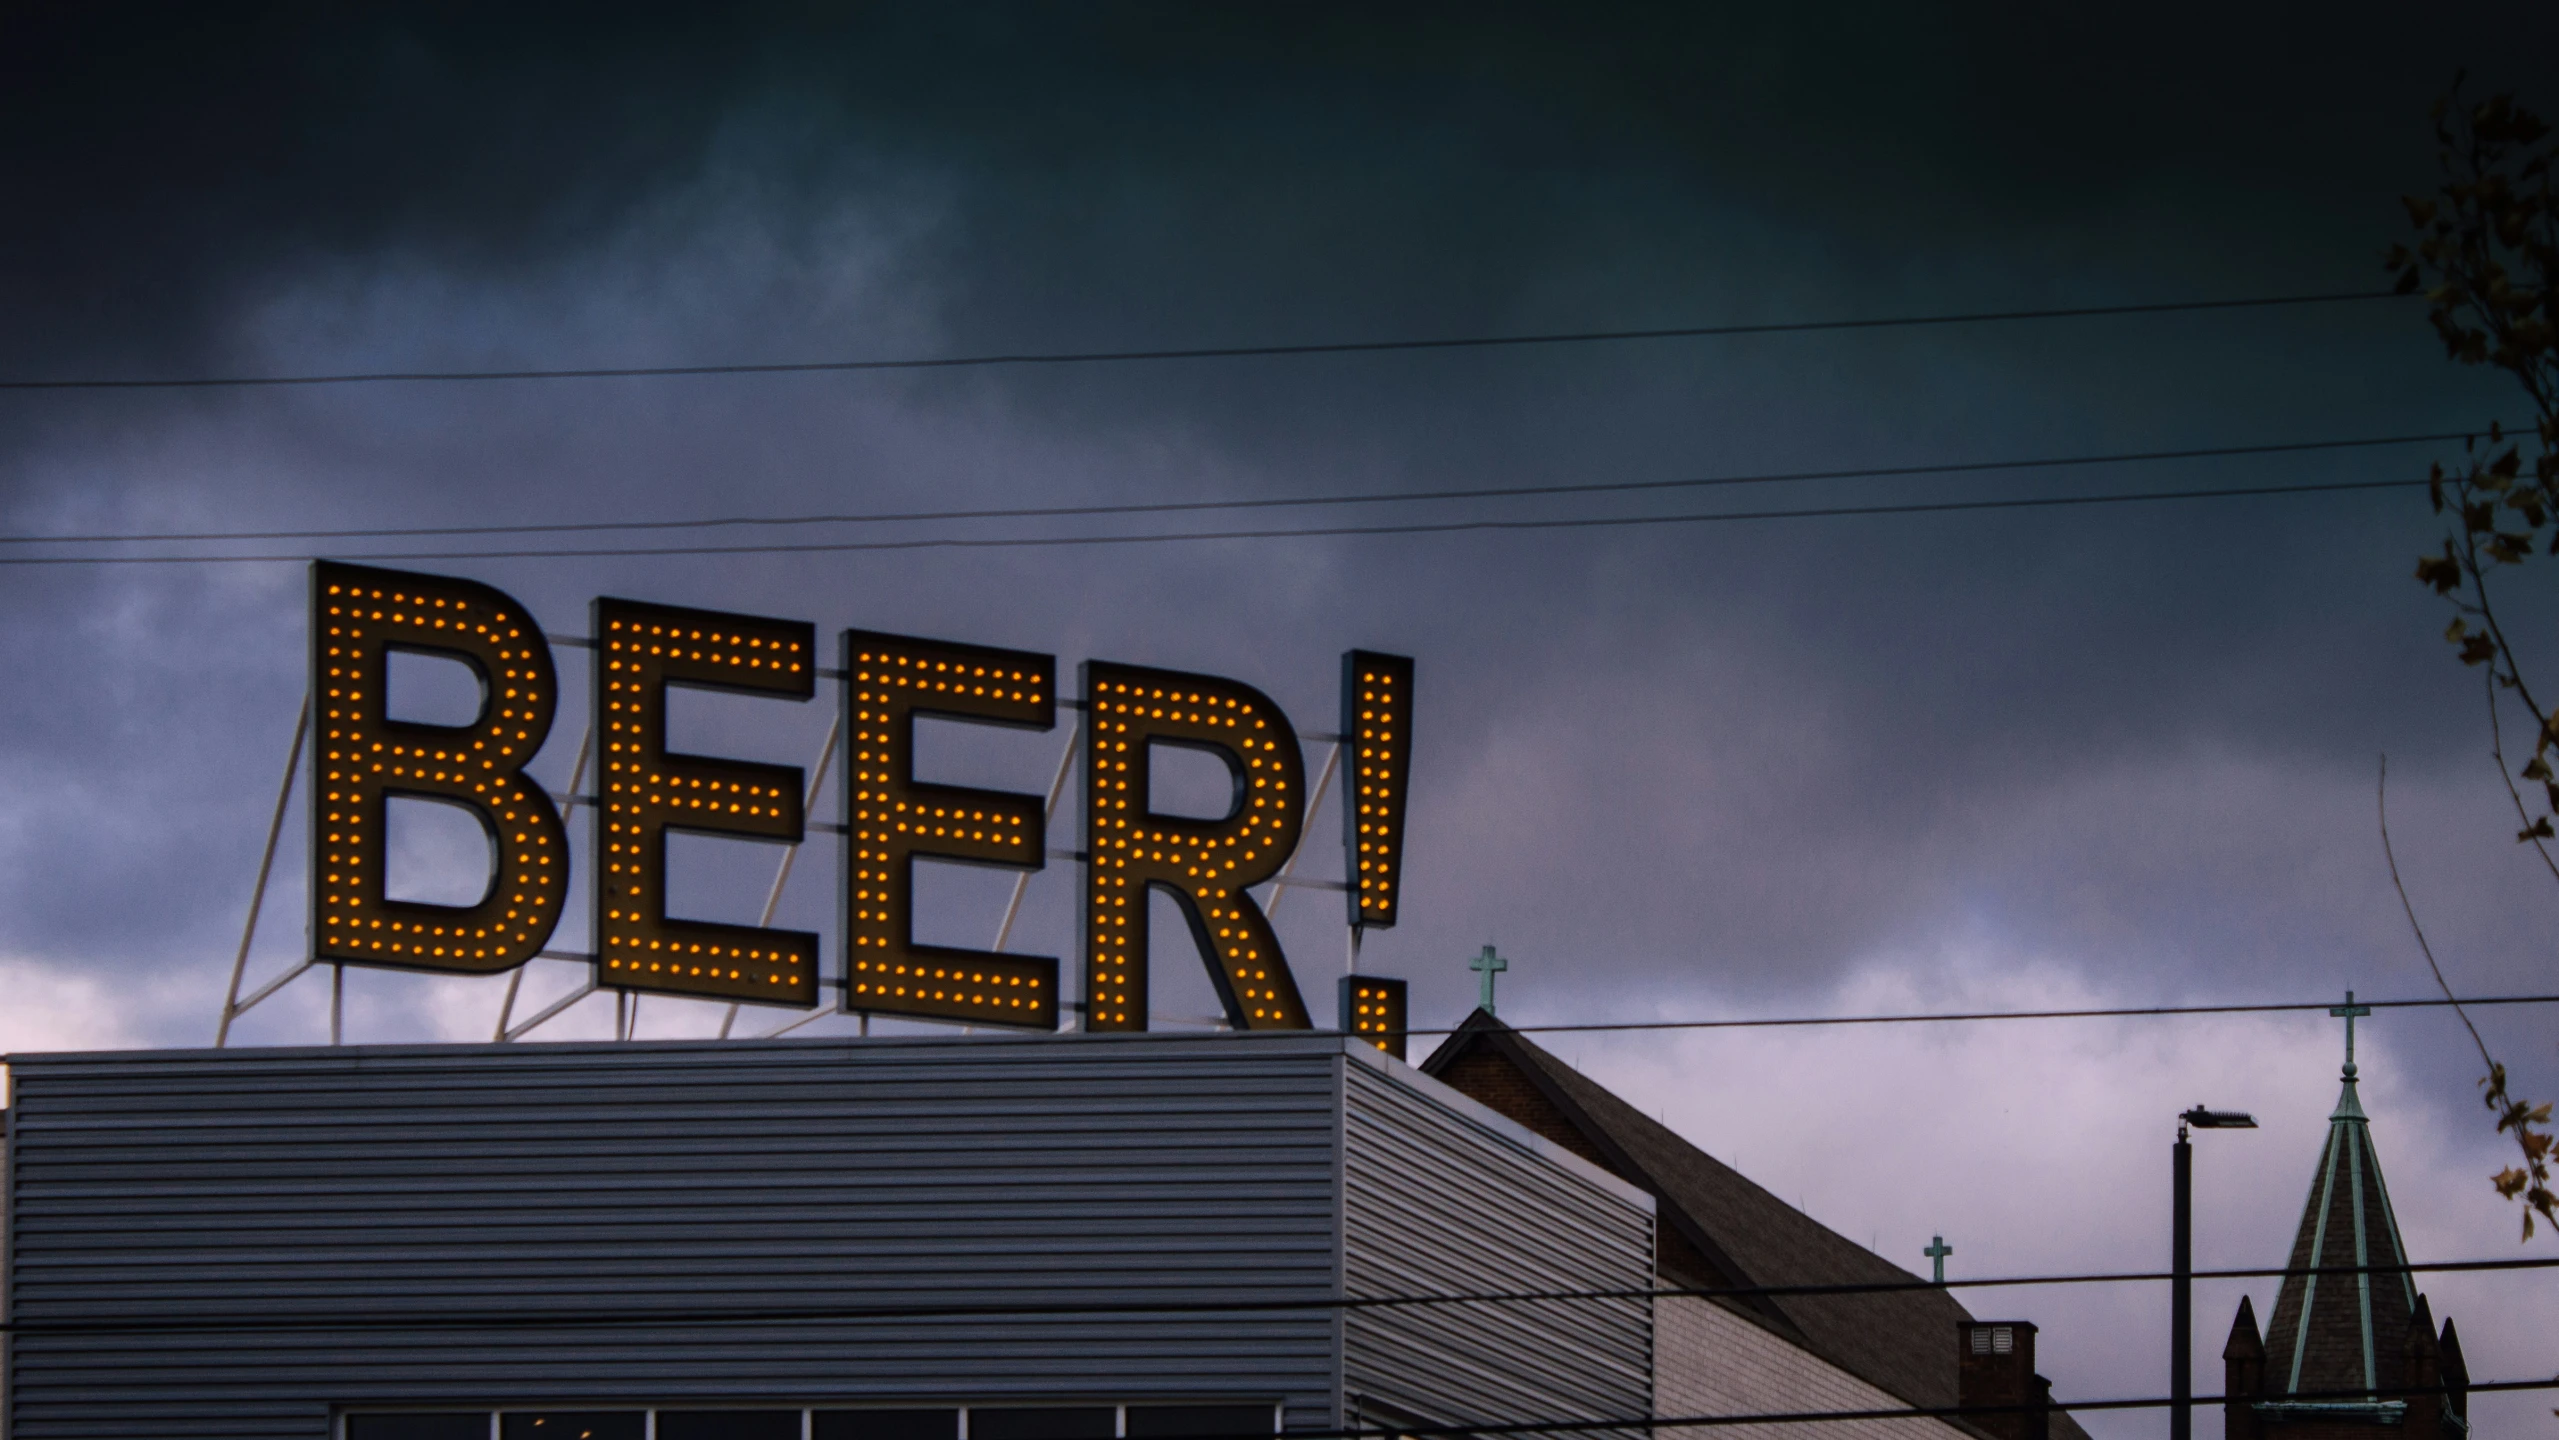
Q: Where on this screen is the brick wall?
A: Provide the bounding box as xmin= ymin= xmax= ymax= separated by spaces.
xmin=1433 ymin=1049 xmax=1615 ymax=1169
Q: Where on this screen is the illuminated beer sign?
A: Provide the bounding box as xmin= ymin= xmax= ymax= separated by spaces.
xmin=310 ymin=561 xmax=1412 ymax=1039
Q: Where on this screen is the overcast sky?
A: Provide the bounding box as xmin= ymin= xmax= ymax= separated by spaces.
xmin=4 ymin=6 xmax=2557 ymax=1433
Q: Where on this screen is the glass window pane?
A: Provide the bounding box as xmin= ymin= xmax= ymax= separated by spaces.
xmin=653 ymin=1413 xmax=804 ymax=1440
xmin=348 ymin=1417 xmax=490 ymax=1440
xmin=500 ymin=1413 xmax=645 ymax=1440
xmin=968 ymin=1408 xmax=1117 ymax=1440
xmin=814 ymin=1410 xmax=961 ymax=1440
xmin=1126 ymin=1407 xmax=1274 ymax=1439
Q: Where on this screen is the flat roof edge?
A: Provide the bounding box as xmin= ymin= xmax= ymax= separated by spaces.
xmin=2 ymin=1026 xmax=1370 ymax=1068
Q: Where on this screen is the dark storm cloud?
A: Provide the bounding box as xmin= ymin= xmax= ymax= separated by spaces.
xmin=13 ymin=3 xmax=2551 ymax=368
xmin=8 ymin=0 xmax=2557 ymax=993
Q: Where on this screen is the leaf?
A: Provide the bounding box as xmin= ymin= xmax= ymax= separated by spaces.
xmin=2516 ymin=816 xmax=2553 ymax=841
xmin=2417 ymin=549 xmax=2465 ymax=593
xmin=2521 ymin=754 xmax=2549 ymax=781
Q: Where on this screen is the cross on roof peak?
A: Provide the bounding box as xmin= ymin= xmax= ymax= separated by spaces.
xmin=2329 ymin=989 xmax=2372 ymax=1078
xmin=1924 ymin=1234 xmax=1952 ymax=1284
xmin=1470 ymin=945 xmax=1508 ymax=1016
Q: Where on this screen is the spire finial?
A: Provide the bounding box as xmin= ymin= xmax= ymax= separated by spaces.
xmin=1924 ymin=1234 xmax=1952 ymax=1284
xmin=2329 ymin=989 xmax=2372 ymax=1079
xmin=1470 ymin=944 xmax=1508 ymax=1015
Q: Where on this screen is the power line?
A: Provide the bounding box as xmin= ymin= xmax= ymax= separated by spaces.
xmin=713 ymin=991 xmax=2559 ymax=1043
xmin=3 ymin=1256 xmax=2551 ymax=1335
xmin=0 ymin=430 xmax=2473 ymax=549
xmin=0 ymin=476 xmax=2438 ymax=567
xmin=1288 ymin=1382 xmax=2559 ymax=1439
xmin=0 ymin=290 xmax=2404 ymax=393
xmin=791 ymin=992 xmax=2559 ymax=1041
xmin=1438 ymin=991 xmax=2559 ymax=1039
xmin=1182 ymin=1382 xmax=2551 ymax=1439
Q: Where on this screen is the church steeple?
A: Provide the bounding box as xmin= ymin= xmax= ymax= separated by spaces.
xmin=2258 ymin=992 xmax=2417 ymax=1401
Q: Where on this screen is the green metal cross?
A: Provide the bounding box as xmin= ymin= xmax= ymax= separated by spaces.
xmin=1470 ymin=945 xmax=1508 ymax=1015
xmin=1924 ymin=1234 xmax=1952 ymax=1284
xmin=2329 ymin=989 xmax=2372 ymax=1073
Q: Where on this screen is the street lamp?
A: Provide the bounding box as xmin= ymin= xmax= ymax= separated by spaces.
xmin=2173 ymin=1105 xmax=2256 ymax=1440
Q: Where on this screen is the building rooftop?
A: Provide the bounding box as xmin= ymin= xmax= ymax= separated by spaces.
xmin=1420 ymin=1008 xmax=2087 ymax=1440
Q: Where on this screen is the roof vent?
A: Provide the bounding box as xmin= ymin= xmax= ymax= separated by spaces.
xmin=1969 ymin=1325 xmax=2016 ymax=1355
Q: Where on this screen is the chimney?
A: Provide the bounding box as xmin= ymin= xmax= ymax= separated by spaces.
xmin=2221 ymin=1295 xmax=2264 ymax=1440
xmin=1958 ymin=1321 xmax=2047 ymax=1440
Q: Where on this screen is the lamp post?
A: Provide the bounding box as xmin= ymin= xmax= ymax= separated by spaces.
xmin=2173 ymin=1105 xmax=2256 ymax=1440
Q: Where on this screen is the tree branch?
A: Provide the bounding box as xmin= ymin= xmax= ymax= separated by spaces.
xmin=2482 ymin=666 xmax=2559 ymax=885
xmin=2377 ymin=754 xmax=2500 ymax=1073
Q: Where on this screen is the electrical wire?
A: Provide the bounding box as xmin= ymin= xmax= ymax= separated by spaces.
xmin=0 ymin=430 xmax=2474 ymax=549
xmin=1121 ymin=1382 xmax=2549 ymax=1439
xmin=0 ymin=290 xmax=2404 ymax=393
xmin=0 ymin=476 xmax=2439 ymax=567
xmin=152 ymin=1385 xmax=2559 ymax=1440
xmin=1269 ymin=1382 xmax=2559 ymax=1440
xmin=1416 ymin=991 xmax=2559 ymax=1039
xmin=685 ymin=990 xmax=2559 ymax=1042
xmin=774 ymin=992 xmax=2559 ymax=1038
xmin=1 ymin=1256 xmax=2552 ymax=1335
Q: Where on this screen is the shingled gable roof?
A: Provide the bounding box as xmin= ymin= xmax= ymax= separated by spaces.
xmin=1422 ymin=1009 xmax=2086 ymax=1440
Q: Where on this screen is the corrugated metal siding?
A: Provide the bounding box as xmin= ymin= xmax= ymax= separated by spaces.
xmin=1341 ymin=1048 xmax=1653 ymax=1430
xmin=4 ymin=1104 xmax=13 ymax=1440
xmin=5 ymin=1033 xmax=1352 ymax=1440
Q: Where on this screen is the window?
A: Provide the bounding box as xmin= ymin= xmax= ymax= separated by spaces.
xmin=814 ymin=1409 xmax=962 ymax=1440
xmin=1127 ymin=1406 xmax=1274 ymax=1439
xmin=349 ymin=1399 xmax=1279 ymax=1439
xmin=348 ymin=1419 xmax=487 ymax=1440
xmin=502 ymin=1414 xmax=645 ymax=1440
xmin=660 ymin=1412 xmax=806 ymax=1440
xmin=968 ymin=1409 xmax=1117 ymax=1440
